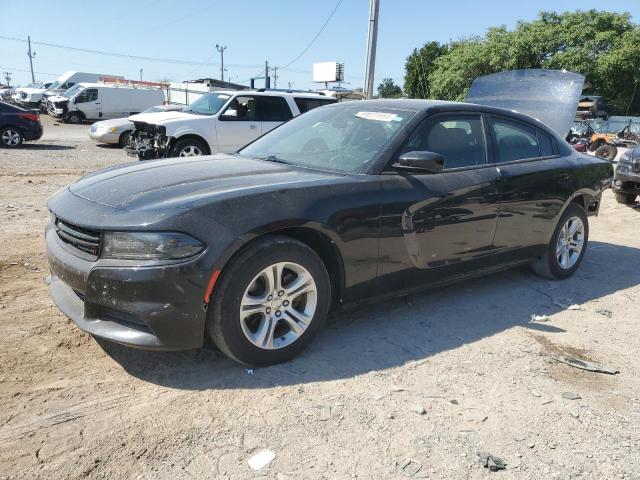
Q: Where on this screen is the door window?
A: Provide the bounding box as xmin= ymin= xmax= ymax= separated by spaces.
xmin=75 ymin=89 xmax=98 ymax=103
xmin=400 ymin=115 xmax=487 ymax=169
xmin=538 ymin=130 xmax=554 ymax=156
xmin=220 ymin=96 xmax=257 ymax=121
xmin=492 ymin=119 xmax=541 ymax=162
xmin=294 ymin=97 xmax=337 ymax=114
xmin=258 ymin=96 xmax=293 ymax=122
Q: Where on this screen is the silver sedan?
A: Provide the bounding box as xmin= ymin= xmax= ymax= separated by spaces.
xmin=89 ymin=104 xmax=184 ymax=147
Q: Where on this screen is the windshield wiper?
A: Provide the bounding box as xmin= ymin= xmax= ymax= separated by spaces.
xmin=264 ymin=155 xmax=290 ymax=165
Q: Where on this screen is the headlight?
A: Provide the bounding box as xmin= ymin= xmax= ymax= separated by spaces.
xmin=102 ymin=232 xmax=204 ymax=260
xmin=620 ymin=153 xmax=630 ymax=162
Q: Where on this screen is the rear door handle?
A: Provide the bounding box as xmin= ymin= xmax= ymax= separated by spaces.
xmin=557 ymin=173 xmax=571 ymax=183
xmin=249 ymin=124 xmax=257 ymax=130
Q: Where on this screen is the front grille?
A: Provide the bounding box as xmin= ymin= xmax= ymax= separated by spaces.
xmin=55 ymin=220 xmax=101 ymax=258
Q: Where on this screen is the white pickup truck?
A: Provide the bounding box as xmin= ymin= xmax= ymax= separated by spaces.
xmin=125 ymin=89 xmax=336 ymax=159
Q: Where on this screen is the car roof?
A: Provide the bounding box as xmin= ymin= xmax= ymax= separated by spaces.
xmin=211 ymin=89 xmax=331 ymax=99
xmin=327 ymin=98 xmax=557 ymax=133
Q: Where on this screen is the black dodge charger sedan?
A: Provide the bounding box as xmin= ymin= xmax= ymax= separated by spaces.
xmin=46 ymin=97 xmax=613 ymax=365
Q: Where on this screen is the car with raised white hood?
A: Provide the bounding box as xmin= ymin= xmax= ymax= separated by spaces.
xmin=125 ymin=89 xmax=337 ymax=159
xmin=89 ymin=104 xmax=185 ymax=147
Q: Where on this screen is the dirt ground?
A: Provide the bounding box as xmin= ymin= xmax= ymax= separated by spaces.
xmin=1 ymin=115 xmax=639 ymax=479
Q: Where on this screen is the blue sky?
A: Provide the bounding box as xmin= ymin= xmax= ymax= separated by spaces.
xmin=1 ymin=0 xmax=638 ymax=90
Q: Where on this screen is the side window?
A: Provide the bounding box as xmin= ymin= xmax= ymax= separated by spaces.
xmin=75 ymin=89 xmax=98 ymax=103
xmin=258 ymin=96 xmax=293 ymax=122
xmin=294 ymin=98 xmax=336 ymax=114
xmin=538 ymin=130 xmax=554 ymax=156
xmin=492 ymin=119 xmax=541 ymax=162
xmin=220 ymin=95 xmax=257 ymax=121
xmin=400 ymin=115 xmax=486 ymax=169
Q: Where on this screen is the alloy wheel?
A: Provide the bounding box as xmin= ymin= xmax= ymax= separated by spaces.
xmin=556 ymin=216 xmax=585 ymax=269
xmin=179 ymin=145 xmax=203 ymax=157
xmin=1 ymin=129 xmax=21 ymax=146
xmin=239 ymin=262 xmax=317 ymax=350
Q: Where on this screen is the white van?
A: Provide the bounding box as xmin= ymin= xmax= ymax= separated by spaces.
xmin=40 ymin=72 xmax=123 ymax=110
xmin=46 ymin=83 xmax=165 ymax=123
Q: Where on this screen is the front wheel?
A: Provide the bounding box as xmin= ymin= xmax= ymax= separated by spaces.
xmin=66 ymin=111 xmax=84 ymax=124
xmin=207 ymin=236 xmax=331 ymax=366
xmin=531 ymin=203 xmax=589 ymax=280
xmin=615 ymin=192 xmax=637 ymax=205
xmin=169 ymin=138 xmax=207 ymax=158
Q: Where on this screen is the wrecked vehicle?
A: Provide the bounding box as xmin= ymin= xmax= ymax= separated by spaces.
xmin=613 ymin=145 xmax=640 ymax=204
xmin=46 ymin=70 xmax=613 ymax=366
xmin=125 ymin=90 xmax=337 ymax=159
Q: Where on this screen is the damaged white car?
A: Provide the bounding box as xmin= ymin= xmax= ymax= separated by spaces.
xmin=125 ymin=90 xmax=336 ymax=159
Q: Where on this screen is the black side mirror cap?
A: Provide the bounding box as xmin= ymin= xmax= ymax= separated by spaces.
xmin=393 ymin=151 xmax=445 ymax=173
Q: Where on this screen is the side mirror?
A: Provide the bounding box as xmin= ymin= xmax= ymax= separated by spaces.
xmin=394 ymin=151 xmax=445 ymax=173
xmin=221 ymin=109 xmax=237 ymax=118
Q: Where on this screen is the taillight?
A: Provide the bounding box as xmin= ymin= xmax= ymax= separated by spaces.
xmin=18 ymin=113 xmax=39 ymax=122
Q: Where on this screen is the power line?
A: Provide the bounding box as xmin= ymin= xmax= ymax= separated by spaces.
xmin=280 ymin=0 xmax=343 ymax=70
xmin=0 ymin=35 xmax=262 ymax=69
xmin=0 ymin=65 xmax=58 ymax=77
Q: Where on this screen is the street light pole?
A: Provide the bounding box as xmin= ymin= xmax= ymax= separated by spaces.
xmin=139 ymin=68 xmax=143 ymax=81
xmin=363 ymin=0 xmax=379 ymax=99
xmin=216 ymin=45 xmax=227 ymax=82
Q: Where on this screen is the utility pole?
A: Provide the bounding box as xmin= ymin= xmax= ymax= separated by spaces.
xmin=363 ymin=0 xmax=379 ymax=99
xmin=288 ymin=81 xmax=294 ymax=90
xmin=265 ymin=61 xmax=270 ymax=89
xmin=272 ymin=66 xmax=278 ymax=88
xmin=27 ymin=35 xmax=36 ymax=83
xmin=139 ymin=68 xmax=143 ymax=81
xmin=216 ymin=45 xmax=227 ymax=82
xmin=3 ymin=71 xmax=11 ymax=86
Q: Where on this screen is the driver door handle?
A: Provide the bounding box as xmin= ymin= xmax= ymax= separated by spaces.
xmin=249 ymin=124 xmax=257 ymax=130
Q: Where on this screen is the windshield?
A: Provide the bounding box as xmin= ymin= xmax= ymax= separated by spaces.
xmin=62 ymin=84 xmax=83 ymax=98
xmin=240 ymin=104 xmax=415 ymax=174
xmin=183 ymin=92 xmax=231 ymax=115
xmin=47 ymin=81 xmax=61 ymax=90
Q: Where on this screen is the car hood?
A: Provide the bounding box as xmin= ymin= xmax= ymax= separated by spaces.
xmin=68 ymin=154 xmax=343 ymax=211
xmin=128 ymin=111 xmax=200 ymax=125
xmin=465 ymin=69 xmax=585 ymax=138
xmin=18 ymin=87 xmax=46 ymax=95
xmin=47 ymin=95 xmax=69 ymax=103
xmin=92 ymin=118 xmax=132 ymax=129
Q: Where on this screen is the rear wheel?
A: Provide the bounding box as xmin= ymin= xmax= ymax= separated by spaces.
xmin=531 ymin=203 xmax=588 ymax=280
xmin=615 ymin=192 xmax=637 ymax=205
xmin=207 ymin=235 xmax=331 ymax=366
xmin=594 ymin=144 xmax=617 ymax=161
xmin=0 ymin=127 xmax=23 ymax=148
xmin=169 ymin=138 xmax=207 ymax=158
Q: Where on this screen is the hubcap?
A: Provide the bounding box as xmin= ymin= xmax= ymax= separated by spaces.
xmin=240 ymin=262 xmax=317 ymax=350
xmin=556 ymin=216 xmax=585 ymax=269
xmin=1 ymin=130 xmax=20 ymax=146
xmin=179 ymin=145 xmax=203 ymax=157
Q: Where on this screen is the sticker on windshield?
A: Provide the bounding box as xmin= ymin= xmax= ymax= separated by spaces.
xmin=355 ymin=111 xmax=398 ymax=122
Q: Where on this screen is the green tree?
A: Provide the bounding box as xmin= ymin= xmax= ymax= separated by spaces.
xmin=403 ymin=41 xmax=448 ymax=98
xmin=406 ymin=10 xmax=640 ymax=115
xmin=377 ymin=78 xmax=402 ymax=98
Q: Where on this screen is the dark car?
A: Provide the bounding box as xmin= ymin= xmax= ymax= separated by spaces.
xmin=0 ymin=100 xmax=43 ymax=147
xmin=45 ymin=97 xmax=613 ymax=366
xmin=613 ymin=146 xmax=640 ymax=204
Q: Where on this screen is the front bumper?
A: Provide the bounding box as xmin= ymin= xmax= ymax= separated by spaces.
xmin=613 ymin=169 xmax=640 ymax=195
xmin=46 ymin=223 xmax=208 ymax=350
xmin=89 ymin=130 xmax=120 ymax=144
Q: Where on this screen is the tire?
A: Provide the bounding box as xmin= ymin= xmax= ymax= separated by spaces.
xmin=615 ymin=192 xmax=637 ymax=205
xmin=0 ymin=127 xmax=23 ymax=148
xmin=66 ymin=111 xmax=84 ymax=124
xmin=169 ymin=138 xmax=207 ymax=158
xmin=594 ymin=144 xmax=617 ymax=161
xmin=587 ymin=139 xmax=604 ymax=152
xmin=118 ymin=130 xmax=132 ymax=148
xmin=207 ymin=235 xmax=331 ymax=366
xmin=531 ymin=203 xmax=589 ymax=280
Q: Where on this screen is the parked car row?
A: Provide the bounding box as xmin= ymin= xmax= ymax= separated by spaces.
xmin=0 ymin=100 xmax=43 ymax=147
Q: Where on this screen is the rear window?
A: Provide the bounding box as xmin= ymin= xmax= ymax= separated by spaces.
xmin=294 ymin=97 xmax=337 ymax=114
